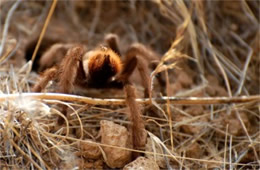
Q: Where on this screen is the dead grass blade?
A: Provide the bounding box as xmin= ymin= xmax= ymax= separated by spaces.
xmin=1 ymin=93 xmax=259 ymax=105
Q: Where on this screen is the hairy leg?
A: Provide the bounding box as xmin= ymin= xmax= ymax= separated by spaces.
xmin=39 ymin=43 xmax=74 ymax=72
xmin=104 ymin=33 xmax=121 ymax=56
xmin=124 ymin=83 xmax=147 ymax=152
xmin=56 ymin=45 xmax=85 ymax=124
xmin=57 ymin=45 xmax=85 ymax=94
xmin=32 ymin=67 xmax=58 ymax=92
xmin=116 ymin=54 xmax=146 ymax=154
xmin=125 ymin=43 xmax=159 ymax=98
xmin=116 ymin=54 xmax=137 ymax=83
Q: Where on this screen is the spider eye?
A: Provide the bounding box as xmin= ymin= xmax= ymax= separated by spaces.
xmin=100 ymin=45 xmax=108 ymax=51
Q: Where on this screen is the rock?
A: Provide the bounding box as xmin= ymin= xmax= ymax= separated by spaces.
xmin=100 ymin=120 xmax=132 ymax=168
xmin=123 ymin=156 xmax=160 ymax=170
xmin=145 ymin=138 xmax=166 ymax=168
xmin=77 ymin=140 xmax=101 ymax=159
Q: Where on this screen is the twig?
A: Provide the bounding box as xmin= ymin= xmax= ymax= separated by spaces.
xmin=30 ymin=0 xmax=57 ymax=64
xmin=224 ymin=124 xmax=229 ymax=170
xmin=230 ymin=32 xmax=253 ymax=96
xmin=229 ymin=135 xmax=233 ymax=170
xmin=0 ymin=93 xmax=259 ymax=105
xmin=9 ymin=139 xmax=42 ymax=169
xmin=234 ymin=108 xmax=260 ymax=164
xmin=10 ymin=127 xmax=51 ymax=169
xmin=165 ymin=69 xmax=174 ymax=151
xmin=207 ymin=42 xmax=232 ymax=97
xmin=0 ymin=38 xmax=20 ymax=65
xmin=159 ymin=126 xmax=172 ymax=170
xmin=0 ymin=0 xmax=21 ymax=57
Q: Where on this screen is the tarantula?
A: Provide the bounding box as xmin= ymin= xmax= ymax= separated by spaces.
xmin=32 ymin=34 xmax=159 ymax=150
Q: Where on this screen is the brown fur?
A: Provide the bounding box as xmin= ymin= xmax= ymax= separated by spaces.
xmin=104 ymin=33 xmax=121 ymax=55
xmin=39 ymin=43 xmax=74 ymax=72
xmin=126 ymin=43 xmax=157 ymax=98
xmin=117 ymin=55 xmax=137 ymax=83
xmin=124 ymin=84 xmax=146 ymax=150
xmin=88 ymin=48 xmax=122 ymax=77
xmin=32 ymin=67 xmax=58 ymax=92
xmin=58 ymin=45 xmax=84 ymax=94
xmin=56 ymin=45 xmax=85 ymax=124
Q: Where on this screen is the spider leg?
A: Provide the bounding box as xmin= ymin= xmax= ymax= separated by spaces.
xmin=124 ymin=83 xmax=147 ymax=152
xmin=116 ymin=55 xmax=146 ymax=153
xmin=57 ymin=45 xmax=85 ymax=94
xmin=39 ymin=43 xmax=74 ymax=72
xmin=32 ymin=67 xmax=58 ymax=92
xmin=104 ymin=33 xmax=121 ymax=56
xmin=117 ymin=54 xmax=137 ymax=84
xmin=125 ymin=43 xmax=159 ymax=98
xmin=56 ymin=45 xmax=85 ymax=124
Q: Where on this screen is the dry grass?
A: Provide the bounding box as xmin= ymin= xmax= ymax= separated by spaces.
xmin=0 ymin=0 xmax=259 ymax=169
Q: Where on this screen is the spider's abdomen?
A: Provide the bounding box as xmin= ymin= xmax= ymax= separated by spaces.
xmin=83 ymin=47 xmax=122 ymax=87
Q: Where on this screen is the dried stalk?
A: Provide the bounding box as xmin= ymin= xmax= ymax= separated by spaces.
xmin=0 ymin=93 xmax=259 ymax=105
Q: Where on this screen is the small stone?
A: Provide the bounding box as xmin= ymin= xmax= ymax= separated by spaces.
xmin=77 ymin=140 xmax=101 ymax=159
xmin=123 ymin=156 xmax=160 ymax=170
xmin=100 ymin=120 xmax=132 ymax=168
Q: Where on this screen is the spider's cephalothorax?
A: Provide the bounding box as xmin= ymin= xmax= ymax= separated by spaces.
xmin=32 ymin=33 xmax=159 ymax=151
xmin=83 ymin=46 xmax=122 ymax=87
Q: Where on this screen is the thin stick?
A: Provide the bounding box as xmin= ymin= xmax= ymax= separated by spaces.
xmin=0 ymin=0 xmax=21 ymax=57
xmin=165 ymin=69 xmax=174 ymax=152
xmin=208 ymin=42 xmax=232 ymax=97
xmin=224 ymin=124 xmax=229 ymax=170
xmin=0 ymin=38 xmax=20 ymax=65
xmin=229 ymin=135 xmax=233 ymax=170
xmin=0 ymin=93 xmax=259 ymax=105
xmin=10 ymin=127 xmax=51 ymax=169
xmin=235 ymin=109 xmax=260 ymax=164
xmin=230 ymin=32 xmax=253 ymax=96
xmin=9 ymin=139 xmax=42 ymax=169
xmin=30 ymin=0 xmax=57 ymax=64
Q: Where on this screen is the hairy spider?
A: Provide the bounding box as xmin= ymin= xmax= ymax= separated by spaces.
xmin=32 ymin=34 xmax=159 ymax=150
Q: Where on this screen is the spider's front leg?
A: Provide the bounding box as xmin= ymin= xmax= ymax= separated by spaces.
xmin=125 ymin=43 xmax=159 ymax=98
xmin=32 ymin=45 xmax=84 ymax=94
xmin=124 ymin=83 xmax=147 ymax=151
xmin=104 ymin=33 xmax=121 ymax=56
xmin=120 ymin=43 xmax=160 ymax=154
xmin=56 ymin=45 xmax=85 ymax=124
xmin=32 ymin=67 xmax=58 ymax=92
xmin=39 ymin=43 xmax=74 ymax=72
xmin=116 ymin=54 xmax=147 ymax=154
xmin=57 ymin=45 xmax=85 ymax=94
